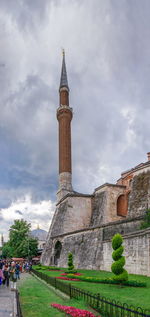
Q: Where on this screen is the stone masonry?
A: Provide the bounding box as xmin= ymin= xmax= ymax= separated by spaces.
xmin=41 ymin=54 xmax=150 ymax=276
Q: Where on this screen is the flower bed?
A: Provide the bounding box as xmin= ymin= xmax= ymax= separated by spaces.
xmin=51 ymin=303 xmax=100 ymax=317
xmin=56 ymin=276 xmax=79 ymax=281
xmin=61 ymin=272 xmax=82 ymax=276
xmin=35 ymin=265 xmax=61 ymax=271
xmin=66 ymin=275 xmax=146 ymax=287
xmin=49 ymin=269 xmax=63 ymax=272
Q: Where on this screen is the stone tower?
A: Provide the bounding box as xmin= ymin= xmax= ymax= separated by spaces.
xmin=57 ymin=51 xmax=73 ymax=201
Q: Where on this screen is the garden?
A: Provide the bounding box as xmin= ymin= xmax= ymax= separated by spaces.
xmin=18 ymin=234 xmax=150 ymax=316
xmin=18 ymin=273 xmax=100 ymax=317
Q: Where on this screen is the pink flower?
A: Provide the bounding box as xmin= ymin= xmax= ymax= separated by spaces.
xmin=51 ymin=303 xmax=101 ymax=317
xmin=56 ymin=276 xmax=79 ymax=281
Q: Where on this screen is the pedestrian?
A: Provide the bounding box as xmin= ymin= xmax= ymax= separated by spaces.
xmin=19 ymin=262 xmax=22 ymax=273
xmin=3 ymin=264 xmax=10 ymax=287
xmin=0 ymin=268 xmax=4 ymax=286
xmin=9 ymin=262 xmax=17 ymax=290
xmin=15 ymin=262 xmax=20 ymax=280
xmin=29 ymin=262 xmax=32 ymax=273
xmin=26 ymin=262 xmax=29 ymax=272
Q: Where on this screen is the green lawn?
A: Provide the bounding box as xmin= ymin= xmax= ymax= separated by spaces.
xmin=18 ymin=273 xmax=99 ymax=317
xmin=33 ymin=266 xmax=150 ymax=311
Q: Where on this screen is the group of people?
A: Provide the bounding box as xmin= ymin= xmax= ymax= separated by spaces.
xmin=0 ymin=260 xmax=32 ymax=290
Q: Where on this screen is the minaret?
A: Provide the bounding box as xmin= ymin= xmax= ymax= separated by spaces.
xmin=57 ymin=51 xmax=73 ymax=201
xmin=1 ymin=234 xmax=4 ymax=247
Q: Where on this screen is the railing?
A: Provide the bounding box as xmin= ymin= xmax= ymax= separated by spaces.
xmin=32 ymin=269 xmax=150 ymax=317
xmin=15 ymin=290 xmax=23 ymax=317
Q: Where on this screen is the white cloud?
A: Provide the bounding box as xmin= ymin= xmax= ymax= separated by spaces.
xmin=0 ymin=195 xmax=55 ymax=243
xmin=0 ymin=0 xmax=150 ymax=239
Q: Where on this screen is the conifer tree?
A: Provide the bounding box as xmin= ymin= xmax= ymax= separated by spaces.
xmin=68 ymin=253 xmax=74 ymax=271
xmin=111 ymin=233 xmax=128 ymax=282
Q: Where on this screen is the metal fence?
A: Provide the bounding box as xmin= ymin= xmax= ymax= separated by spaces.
xmin=15 ymin=290 xmax=23 ymax=317
xmin=32 ymin=269 xmax=150 ymax=317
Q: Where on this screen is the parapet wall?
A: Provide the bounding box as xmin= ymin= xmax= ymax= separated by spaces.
xmin=101 ymin=228 xmax=150 ymax=276
xmin=42 ymin=216 xmax=150 ymax=276
xmin=128 ymin=171 xmax=150 ymax=217
xmin=51 ymin=194 xmax=92 ymax=237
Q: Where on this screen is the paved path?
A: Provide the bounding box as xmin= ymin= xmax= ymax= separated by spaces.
xmin=0 ymin=285 xmax=16 ymax=317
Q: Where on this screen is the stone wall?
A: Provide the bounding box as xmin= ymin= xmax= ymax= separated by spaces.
xmin=42 ymin=216 xmax=150 ymax=276
xmin=93 ymin=184 xmax=126 ymax=224
xmin=90 ymin=191 xmax=106 ymax=227
xmin=106 ymin=185 xmax=126 ymax=222
xmin=102 ymin=218 xmax=142 ymax=240
xmin=101 ymin=228 xmax=150 ymax=276
xmin=41 ymin=193 xmax=92 ymax=265
xmin=54 ymin=228 xmax=103 ymax=269
xmin=128 ymin=171 xmax=150 ymax=218
xmin=50 ymin=195 xmax=92 ymax=237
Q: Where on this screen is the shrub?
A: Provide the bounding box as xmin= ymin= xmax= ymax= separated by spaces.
xmin=68 ymin=253 xmax=74 ymax=271
xmin=48 ymin=266 xmax=60 ymax=271
xmin=34 ymin=265 xmax=60 ymax=271
xmin=66 ymin=274 xmax=146 ymax=287
xmin=140 ymin=209 xmax=150 ymax=229
xmin=111 ymin=233 xmax=128 ymax=282
xmin=65 ymin=270 xmax=77 ymax=274
xmin=112 ymin=234 xmax=123 ymax=250
xmin=35 ymin=267 xmax=42 ymax=270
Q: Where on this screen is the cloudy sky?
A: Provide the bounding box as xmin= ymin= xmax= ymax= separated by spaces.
xmin=0 ymin=0 xmax=150 ymax=242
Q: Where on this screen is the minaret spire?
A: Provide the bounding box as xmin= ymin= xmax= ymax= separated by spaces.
xmin=57 ymin=51 xmax=73 ymax=201
xmin=60 ymin=49 xmax=69 ymax=90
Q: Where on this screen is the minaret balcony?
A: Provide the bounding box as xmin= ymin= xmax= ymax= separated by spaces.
xmin=57 ymin=105 xmax=73 ymax=118
xmin=57 ymin=105 xmax=73 ymax=112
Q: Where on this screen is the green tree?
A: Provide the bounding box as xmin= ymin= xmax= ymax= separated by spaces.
xmin=68 ymin=253 xmax=74 ymax=271
xmin=140 ymin=209 xmax=150 ymax=229
xmin=2 ymin=219 xmax=38 ymax=258
xmin=2 ymin=242 xmax=13 ymax=258
xmin=111 ymin=233 xmax=128 ymax=282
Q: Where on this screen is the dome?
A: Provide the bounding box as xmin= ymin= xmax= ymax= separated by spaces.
xmin=31 ymin=228 xmax=48 ymax=241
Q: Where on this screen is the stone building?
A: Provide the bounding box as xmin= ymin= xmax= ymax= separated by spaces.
xmin=41 ymin=52 xmax=150 ymax=276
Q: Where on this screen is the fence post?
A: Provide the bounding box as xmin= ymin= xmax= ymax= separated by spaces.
xmin=97 ymin=293 xmax=100 ymax=309
xmin=69 ymin=283 xmax=72 ymax=298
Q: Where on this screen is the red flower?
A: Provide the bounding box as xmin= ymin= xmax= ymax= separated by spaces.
xmin=51 ymin=303 xmax=101 ymax=317
xmin=56 ymin=276 xmax=79 ymax=281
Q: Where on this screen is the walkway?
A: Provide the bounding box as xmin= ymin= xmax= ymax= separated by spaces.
xmin=0 ymin=285 xmax=16 ymax=317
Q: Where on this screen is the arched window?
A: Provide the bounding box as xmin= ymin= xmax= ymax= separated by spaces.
xmin=54 ymin=241 xmax=62 ymax=265
xmin=117 ymin=194 xmax=128 ymax=217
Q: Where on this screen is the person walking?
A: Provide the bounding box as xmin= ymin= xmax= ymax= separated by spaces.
xmin=9 ymin=262 xmax=17 ymax=290
xmin=0 ymin=268 xmax=4 ymax=286
xmin=15 ymin=262 xmax=20 ymax=280
xmin=3 ymin=264 xmax=10 ymax=287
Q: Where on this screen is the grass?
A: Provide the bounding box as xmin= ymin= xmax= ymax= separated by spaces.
xmin=33 ymin=266 xmax=150 ymax=311
xmin=18 ymin=273 xmax=99 ymax=317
